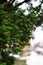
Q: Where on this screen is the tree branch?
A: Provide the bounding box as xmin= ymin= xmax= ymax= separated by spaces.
xmin=15 ymin=1 xmax=25 ymax=7
xmin=14 ymin=0 xmax=31 ymax=7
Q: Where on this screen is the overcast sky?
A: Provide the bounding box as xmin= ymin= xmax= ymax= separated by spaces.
xmin=18 ymin=0 xmax=41 ymax=8
xmin=11 ymin=0 xmax=43 ymax=15
xmin=16 ymin=0 xmax=43 ymax=15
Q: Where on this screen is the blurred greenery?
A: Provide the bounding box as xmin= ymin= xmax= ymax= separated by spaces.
xmin=0 ymin=0 xmax=43 ymax=65
xmin=0 ymin=63 xmax=6 ymax=65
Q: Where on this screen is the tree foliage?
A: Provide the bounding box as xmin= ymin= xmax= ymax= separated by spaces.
xmin=0 ymin=0 xmax=43 ymax=65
